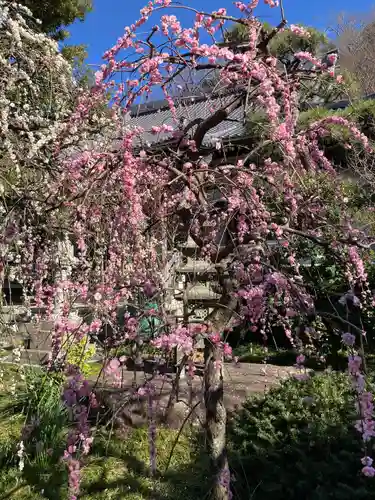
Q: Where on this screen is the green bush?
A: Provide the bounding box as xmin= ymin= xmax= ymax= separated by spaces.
xmin=1 ymin=367 xmax=67 ymax=463
xmin=65 ymin=334 xmax=97 ymax=378
xmin=229 ymin=371 xmax=375 ymax=500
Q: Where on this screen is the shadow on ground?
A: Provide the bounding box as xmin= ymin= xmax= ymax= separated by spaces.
xmin=0 ymin=423 xmax=211 ymax=500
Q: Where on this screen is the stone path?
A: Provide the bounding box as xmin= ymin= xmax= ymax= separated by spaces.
xmin=95 ymin=362 xmax=301 ymax=428
xmin=0 ymin=344 xmax=301 ymax=428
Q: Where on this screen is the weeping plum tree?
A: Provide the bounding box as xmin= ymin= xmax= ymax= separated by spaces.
xmin=2 ymin=1 xmax=375 ymax=500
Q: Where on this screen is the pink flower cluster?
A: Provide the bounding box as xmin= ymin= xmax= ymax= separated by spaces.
xmin=11 ymin=1 xmax=375 ymax=496
xmin=50 ymin=316 xmax=82 ymax=366
xmin=209 ymin=333 xmax=233 ymax=359
xmin=264 ymin=0 xmax=278 ymax=6
xmin=355 ymin=389 xmax=375 ymax=442
xmin=63 ymin=373 xmax=97 ymax=499
xmin=151 ymin=124 xmax=174 ymax=135
xmin=161 ymin=15 xmax=181 ymax=35
xmin=294 ymin=51 xmax=322 ymax=67
xmin=104 ymin=357 xmax=126 ymax=386
xmin=234 ymin=0 xmax=277 ymax=12
xmin=234 ymin=1 xmax=259 ymax=12
xmin=327 ymin=53 xmax=338 ymax=66
xmin=348 ymin=246 xmax=368 ymax=284
xmin=290 ymin=25 xmax=311 ymax=38
xmin=151 ymin=325 xmax=232 ymax=362
xmin=313 ymin=116 xmax=371 ymax=153
xmin=343 ymin=333 xmax=375 ymax=476
xmin=238 ymin=286 xmax=265 ymax=324
xmin=152 ymin=324 xmax=197 ymax=355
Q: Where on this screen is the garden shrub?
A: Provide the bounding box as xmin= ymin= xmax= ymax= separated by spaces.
xmin=2 ymin=367 xmax=68 ymax=462
xmin=229 ymin=371 xmax=375 ymax=500
xmin=65 ymin=335 xmax=97 ymax=378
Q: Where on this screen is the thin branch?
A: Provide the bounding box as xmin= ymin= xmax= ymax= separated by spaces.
xmin=282 ymin=225 xmax=375 ymax=250
xmin=153 ymin=5 xmax=248 ymax=26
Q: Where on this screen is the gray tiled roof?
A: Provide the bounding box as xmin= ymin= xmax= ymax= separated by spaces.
xmin=126 ymin=93 xmax=246 ymax=147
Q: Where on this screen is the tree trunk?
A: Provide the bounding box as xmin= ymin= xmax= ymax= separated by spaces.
xmin=204 ymin=339 xmax=229 ymax=500
xmin=204 ymin=275 xmax=237 ymax=500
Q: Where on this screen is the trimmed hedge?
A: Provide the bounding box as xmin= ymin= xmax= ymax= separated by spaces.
xmin=229 ymin=371 xmax=375 ymax=499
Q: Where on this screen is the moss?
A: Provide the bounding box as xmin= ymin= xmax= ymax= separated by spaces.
xmin=0 ymin=408 xmax=209 ymax=500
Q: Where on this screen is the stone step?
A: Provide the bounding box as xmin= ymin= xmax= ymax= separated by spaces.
xmin=23 ymin=329 xmax=53 ymax=350
xmin=17 ymin=321 xmax=54 ymax=333
xmin=0 ymin=349 xmax=50 ymax=365
xmin=21 ymin=349 xmax=50 ymax=364
xmin=0 ymin=332 xmax=29 ymax=349
xmin=1 ymin=347 xmax=103 ymax=366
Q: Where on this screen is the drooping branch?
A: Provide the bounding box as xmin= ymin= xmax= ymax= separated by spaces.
xmin=192 ymin=95 xmax=245 ymax=152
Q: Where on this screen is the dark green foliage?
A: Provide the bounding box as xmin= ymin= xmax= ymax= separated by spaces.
xmin=267 ymin=25 xmax=330 ymax=62
xmin=19 ymin=0 xmax=92 ymax=40
xmin=229 ymin=372 xmax=374 ymax=499
xmin=299 ymin=99 xmax=375 ymax=143
xmin=226 ymin=23 xmax=330 ymax=58
xmin=61 ymin=44 xmax=95 ymax=87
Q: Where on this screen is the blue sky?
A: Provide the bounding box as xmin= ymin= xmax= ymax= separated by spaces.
xmin=68 ymin=0 xmax=375 ymax=67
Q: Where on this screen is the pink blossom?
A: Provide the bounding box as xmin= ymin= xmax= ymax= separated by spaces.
xmin=104 ymin=358 xmax=121 ymax=380
xmin=348 ymin=247 xmax=368 ymax=283
xmin=88 ymin=319 xmax=102 ymax=333
xmin=290 ymin=25 xmax=310 ymax=38
xmin=11 ymin=3 xmax=375 ymax=494
xmin=264 ymin=0 xmax=278 ymax=6
xmin=296 ymin=354 xmax=305 ymax=365
xmin=362 ymin=465 xmax=375 ymax=477
xmin=127 ymin=79 xmax=139 ymax=87
xmin=295 ymin=51 xmax=321 ymax=67
xmin=362 ymin=456 xmax=374 ymax=467
xmin=152 ymin=325 xmax=194 ymax=355
xmin=94 ymin=71 xmax=104 ymax=86
xmin=327 ymin=53 xmax=338 ymax=65
xmin=342 ymin=332 xmax=356 ymax=346
xmin=223 ymin=343 xmax=233 ymax=359
xmin=210 ymin=333 xmax=221 ymax=344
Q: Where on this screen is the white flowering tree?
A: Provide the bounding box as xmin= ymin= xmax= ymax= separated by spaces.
xmin=2 ymin=3 xmax=375 ymax=500
xmin=0 ymin=2 xmax=74 ymax=172
xmin=0 ymin=1 xmax=114 ymax=305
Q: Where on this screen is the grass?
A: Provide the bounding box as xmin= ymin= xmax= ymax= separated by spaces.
xmin=0 ymin=425 xmax=210 ymax=500
xmin=0 ymin=363 xmax=210 ymax=500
